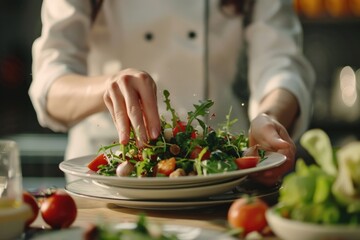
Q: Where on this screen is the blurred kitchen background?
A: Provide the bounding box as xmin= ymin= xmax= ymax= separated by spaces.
xmin=0 ymin=0 xmax=359 ymax=189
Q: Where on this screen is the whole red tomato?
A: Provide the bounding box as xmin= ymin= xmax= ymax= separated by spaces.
xmin=227 ymin=196 xmax=268 ymax=236
xmin=22 ymin=191 xmax=39 ymax=227
xmin=40 ymin=190 xmax=77 ymax=229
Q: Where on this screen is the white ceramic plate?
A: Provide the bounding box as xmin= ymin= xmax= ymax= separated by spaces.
xmin=59 ymin=152 xmax=286 ymax=188
xmin=32 ymin=223 xmax=236 ymax=240
xmin=92 ymin=176 xmax=247 ymax=200
xmin=266 ymin=206 xmax=360 ymax=240
xmin=65 ymin=179 xmax=279 ymax=210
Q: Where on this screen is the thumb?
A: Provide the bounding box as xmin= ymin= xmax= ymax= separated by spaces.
xmin=261 ymin=126 xmax=291 ymax=151
xmin=271 ymin=136 xmax=291 ymax=149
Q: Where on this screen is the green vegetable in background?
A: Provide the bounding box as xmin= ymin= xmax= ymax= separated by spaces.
xmin=333 ymin=142 xmax=360 ymax=213
xmin=279 ymin=159 xmax=340 ymax=224
xmin=277 ymin=128 xmax=360 ymax=225
xmin=96 ymin=214 xmax=178 ymax=240
xmin=299 ymin=129 xmax=337 ymax=176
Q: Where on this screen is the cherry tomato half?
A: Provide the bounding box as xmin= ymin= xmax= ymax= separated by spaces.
xmin=87 ymin=153 xmax=108 ymax=171
xmin=235 ymin=156 xmax=260 ymax=169
xmin=40 ymin=190 xmax=77 ymax=229
xmin=228 ymin=196 xmax=268 ymax=236
xmin=172 ymin=121 xmax=196 ymax=138
xmin=189 ymin=146 xmax=210 ymax=160
xmin=23 ymin=191 xmax=39 ymax=227
xmin=156 ymin=157 xmax=176 ymax=176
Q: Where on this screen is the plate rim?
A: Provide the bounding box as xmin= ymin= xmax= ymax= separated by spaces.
xmin=91 ymin=176 xmax=247 ymax=200
xmin=65 ymin=179 xmax=233 ymax=210
xmin=60 ymin=152 xmax=286 ymax=187
xmin=65 ymin=179 xmax=279 ymax=210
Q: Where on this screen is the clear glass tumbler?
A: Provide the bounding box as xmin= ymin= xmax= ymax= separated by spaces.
xmin=0 ymin=140 xmax=31 ymax=240
xmin=0 ymin=140 xmax=23 ymax=206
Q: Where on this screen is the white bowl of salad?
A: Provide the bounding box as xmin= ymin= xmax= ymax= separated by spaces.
xmin=266 ymin=129 xmax=360 ymax=240
xmin=266 ymin=207 xmax=360 ymax=240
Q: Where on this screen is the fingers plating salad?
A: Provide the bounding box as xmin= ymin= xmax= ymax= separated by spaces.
xmin=87 ymin=90 xmax=267 ymax=177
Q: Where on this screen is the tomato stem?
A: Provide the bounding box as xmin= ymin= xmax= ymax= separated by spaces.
xmin=226 ymin=227 xmax=244 ymax=237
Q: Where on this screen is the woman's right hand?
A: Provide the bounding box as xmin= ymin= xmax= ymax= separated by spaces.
xmin=103 ymin=68 xmax=161 ymax=147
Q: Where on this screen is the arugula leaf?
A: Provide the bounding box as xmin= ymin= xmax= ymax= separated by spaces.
xmin=174 ymin=132 xmax=192 ymax=154
xmin=97 ymin=159 xmax=119 ymax=176
xmin=202 ymin=151 xmax=237 ymax=174
xmin=175 ymin=159 xmax=193 ymax=173
xmin=187 ymin=99 xmax=214 ymax=131
xmin=135 ymin=159 xmax=155 ymax=177
xmin=205 ymin=131 xmax=220 ymax=151
xmin=219 ymin=106 xmax=238 ymax=134
xmin=163 ymin=90 xmax=179 ymax=127
xmin=98 ymin=142 xmax=121 ymax=154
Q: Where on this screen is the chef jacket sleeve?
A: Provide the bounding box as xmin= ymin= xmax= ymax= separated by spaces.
xmin=29 ymin=0 xmax=91 ymax=132
xmin=245 ymin=0 xmax=316 ymax=141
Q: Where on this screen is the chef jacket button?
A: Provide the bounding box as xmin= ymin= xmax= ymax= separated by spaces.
xmin=144 ymin=32 xmax=154 ymax=41
xmin=188 ymin=31 xmax=197 ymax=39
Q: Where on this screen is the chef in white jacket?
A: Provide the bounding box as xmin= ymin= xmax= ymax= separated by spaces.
xmin=29 ymin=0 xmax=315 ymax=185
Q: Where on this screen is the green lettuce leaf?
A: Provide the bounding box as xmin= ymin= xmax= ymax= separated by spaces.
xmin=300 ymin=128 xmax=337 ymax=176
xmin=332 ymin=142 xmax=360 ymax=213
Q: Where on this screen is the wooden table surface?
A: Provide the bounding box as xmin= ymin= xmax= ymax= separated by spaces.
xmin=27 ymin=194 xmax=281 ymax=239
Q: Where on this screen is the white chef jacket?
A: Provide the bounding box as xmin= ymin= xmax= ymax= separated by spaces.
xmin=29 ymin=0 xmax=315 ymax=160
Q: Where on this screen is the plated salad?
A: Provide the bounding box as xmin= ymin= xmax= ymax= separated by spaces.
xmin=87 ymin=90 xmax=266 ymax=178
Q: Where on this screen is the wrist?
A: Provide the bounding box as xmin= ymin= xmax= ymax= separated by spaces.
xmin=257 ymin=89 xmax=299 ymax=132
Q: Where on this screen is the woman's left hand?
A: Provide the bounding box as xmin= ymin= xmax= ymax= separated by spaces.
xmin=248 ymin=113 xmax=296 ymax=186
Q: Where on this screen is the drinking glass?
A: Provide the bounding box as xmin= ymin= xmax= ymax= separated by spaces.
xmin=0 ymin=140 xmax=23 ymax=206
xmin=0 ymin=140 xmax=31 ymax=240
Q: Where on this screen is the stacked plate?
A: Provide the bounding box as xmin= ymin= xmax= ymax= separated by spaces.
xmin=59 ymin=152 xmax=286 ymax=210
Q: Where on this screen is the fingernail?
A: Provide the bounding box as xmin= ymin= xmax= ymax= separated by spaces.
xmin=137 ymin=141 xmax=144 ymax=148
xmin=137 ymin=135 xmax=147 ymax=147
xmin=151 ymin=127 xmax=160 ymax=139
xmin=119 ymin=136 xmax=127 ymax=145
xmin=119 ymin=131 xmax=129 ymax=144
